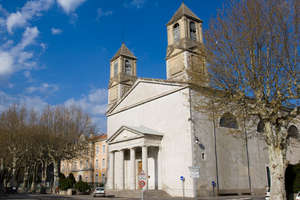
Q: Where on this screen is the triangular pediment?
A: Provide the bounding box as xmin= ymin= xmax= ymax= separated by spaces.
xmin=107 ymin=79 xmax=187 ymax=115
xmin=107 ymin=126 xmax=144 ymax=144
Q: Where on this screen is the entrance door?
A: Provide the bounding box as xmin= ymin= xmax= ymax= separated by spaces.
xmin=137 ymin=161 xmax=142 ymax=189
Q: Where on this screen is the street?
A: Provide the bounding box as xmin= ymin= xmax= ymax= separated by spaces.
xmin=0 ymin=194 xmax=265 ymax=200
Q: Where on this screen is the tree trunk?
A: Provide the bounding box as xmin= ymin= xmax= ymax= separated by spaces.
xmin=268 ymin=145 xmax=287 ymax=200
xmin=41 ymin=160 xmax=47 ymax=187
xmin=22 ymin=167 xmax=29 ymax=192
xmin=52 ymin=160 xmax=59 ymax=193
xmin=0 ymin=159 xmax=3 ymax=192
xmin=30 ymin=164 xmax=37 ymax=193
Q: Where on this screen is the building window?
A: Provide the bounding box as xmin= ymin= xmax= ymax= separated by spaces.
xmin=125 ymin=60 xmax=131 ymax=75
xmin=114 ymin=61 xmax=118 ymax=76
xmin=80 ymin=160 xmax=83 ymax=169
xmin=102 ymin=145 xmax=105 ymax=153
xmin=173 ymin=23 xmax=180 ymax=42
xmin=95 ymin=173 xmax=98 ymax=183
xmin=257 ymin=121 xmax=264 ymax=133
xmin=288 ymin=125 xmax=299 ymax=138
xmin=73 ymin=161 xmax=77 ymax=170
xmin=86 ymin=160 xmax=89 ymax=169
xmin=220 ymin=112 xmax=238 ymax=129
xmin=190 ymin=21 xmax=197 ymax=40
xmin=102 ymin=159 xmax=105 ymax=168
xmin=96 ymin=145 xmax=99 ymax=155
xmin=96 ymin=159 xmax=98 ymax=169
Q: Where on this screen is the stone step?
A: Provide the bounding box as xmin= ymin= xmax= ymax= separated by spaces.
xmin=106 ymin=189 xmax=171 ymax=199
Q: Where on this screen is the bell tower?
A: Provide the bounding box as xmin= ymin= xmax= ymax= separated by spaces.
xmin=166 ymin=3 xmax=207 ymax=84
xmin=108 ymin=43 xmax=137 ymax=106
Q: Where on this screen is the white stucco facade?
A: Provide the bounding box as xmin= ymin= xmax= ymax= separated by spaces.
xmin=104 ymin=3 xmax=300 ymax=198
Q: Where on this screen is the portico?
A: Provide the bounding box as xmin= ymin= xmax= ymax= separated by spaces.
xmin=106 ymin=126 xmax=163 ymax=191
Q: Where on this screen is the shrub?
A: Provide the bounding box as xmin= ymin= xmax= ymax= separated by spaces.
xmin=67 ymin=173 xmax=76 ymax=187
xmin=75 ymin=181 xmax=90 ymax=193
xmin=59 ymin=178 xmax=73 ymax=191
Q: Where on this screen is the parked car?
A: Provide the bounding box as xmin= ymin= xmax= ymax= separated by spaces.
xmin=265 ymin=190 xmax=270 ymax=200
xmin=296 ymin=192 xmax=300 ymax=200
xmin=92 ymin=187 xmax=105 ymax=197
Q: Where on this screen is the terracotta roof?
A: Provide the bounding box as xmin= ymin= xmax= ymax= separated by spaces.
xmin=111 ymin=43 xmax=137 ymax=61
xmin=167 ymin=3 xmax=202 ymax=25
xmin=90 ymin=134 xmax=107 ymax=141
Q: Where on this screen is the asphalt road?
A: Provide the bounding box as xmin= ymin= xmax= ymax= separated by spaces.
xmin=0 ymin=194 xmax=265 ymax=200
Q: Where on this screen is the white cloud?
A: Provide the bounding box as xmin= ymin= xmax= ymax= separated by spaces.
xmin=96 ymin=8 xmax=113 ymax=20
xmin=6 ymin=12 xmax=27 ymax=33
xmin=0 ymin=88 xmax=107 ymax=131
xmin=124 ymin=0 xmax=146 ymax=9
xmin=19 ymin=27 xmax=39 ymax=49
xmin=57 ymin=0 xmax=86 ymax=14
xmin=51 ymin=27 xmax=62 ymax=35
xmin=0 ymin=51 xmax=14 ymax=76
xmin=6 ymin=0 xmax=54 ymax=33
xmin=64 ymin=88 xmax=107 ymax=131
xmin=0 ymin=27 xmax=40 ymax=78
xmin=0 ymin=91 xmax=48 ymax=113
xmin=26 ymin=83 xmax=59 ymax=94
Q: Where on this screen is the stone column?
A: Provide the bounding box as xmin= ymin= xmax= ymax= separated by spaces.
xmin=107 ymin=151 xmax=114 ymax=190
xmin=119 ymin=150 xmax=125 ymax=190
xmin=142 ymin=146 xmax=148 ymax=190
xmin=130 ymin=148 xmax=136 ymax=190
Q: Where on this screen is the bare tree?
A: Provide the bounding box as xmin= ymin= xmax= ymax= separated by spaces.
xmin=0 ymin=104 xmax=96 ymax=193
xmin=189 ymin=0 xmax=299 ymax=199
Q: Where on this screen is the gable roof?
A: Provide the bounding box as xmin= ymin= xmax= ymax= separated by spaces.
xmin=106 ymin=78 xmax=188 ymax=115
xmin=167 ymin=3 xmax=202 ymax=25
xmin=107 ymin=125 xmax=163 ymax=144
xmin=111 ymin=43 xmax=137 ymax=61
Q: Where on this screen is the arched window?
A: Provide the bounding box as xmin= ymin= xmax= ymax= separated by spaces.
xmin=257 ymin=121 xmax=265 ymax=133
xmin=114 ymin=61 xmax=118 ymax=76
xmin=190 ymin=21 xmax=197 ymax=40
xmin=173 ymin=23 xmax=180 ymax=42
xmin=102 ymin=158 xmax=105 ymax=168
xmin=220 ymin=112 xmax=238 ymax=129
xmin=125 ymin=60 xmax=131 ymax=75
xmin=95 ymin=173 xmax=98 ymax=183
xmin=288 ymin=125 xmax=299 ymax=138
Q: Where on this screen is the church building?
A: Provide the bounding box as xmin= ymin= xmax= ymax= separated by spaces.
xmin=105 ymin=3 xmax=300 ymax=197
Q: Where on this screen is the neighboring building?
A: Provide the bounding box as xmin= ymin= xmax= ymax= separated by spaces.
xmin=61 ymin=134 xmax=108 ymax=185
xmin=105 ymin=3 xmax=300 ymax=198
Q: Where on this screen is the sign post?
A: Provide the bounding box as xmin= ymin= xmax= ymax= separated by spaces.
xmin=189 ymin=166 xmax=200 ymax=200
xmin=180 ymin=176 xmax=185 ymax=200
xmin=138 ymin=171 xmax=147 ymax=200
xmin=212 ymin=181 xmax=216 ymax=196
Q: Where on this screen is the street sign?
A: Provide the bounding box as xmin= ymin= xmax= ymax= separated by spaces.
xmin=189 ymin=166 xmax=200 ymax=178
xmin=180 ymin=176 xmax=185 ymax=181
xmin=138 ymin=170 xmax=147 ymax=181
xmin=139 ymin=180 xmax=146 ymax=188
xmin=212 ymin=181 xmax=216 ymax=187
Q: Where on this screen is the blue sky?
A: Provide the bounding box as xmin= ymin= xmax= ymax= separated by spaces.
xmin=0 ymin=0 xmax=224 ymax=133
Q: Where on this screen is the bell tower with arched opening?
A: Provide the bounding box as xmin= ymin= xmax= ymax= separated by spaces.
xmin=166 ymin=3 xmax=207 ymax=84
xmin=108 ymin=43 xmax=137 ymax=106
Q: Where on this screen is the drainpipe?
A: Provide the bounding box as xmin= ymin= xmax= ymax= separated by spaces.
xmin=212 ymin=109 xmax=219 ymax=194
xmin=243 ymin=113 xmax=252 ymax=194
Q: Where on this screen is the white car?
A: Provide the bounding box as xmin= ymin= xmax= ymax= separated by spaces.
xmin=265 ymin=191 xmax=270 ymax=200
xmin=296 ymin=192 xmax=300 ymax=200
xmin=93 ymin=187 xmax=105 ymax=197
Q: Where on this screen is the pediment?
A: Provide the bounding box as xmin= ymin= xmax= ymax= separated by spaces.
xmin=107 ymin=126 xmax=143 ymax=144
xmin=107 ymin=79 xmax=186 ymax=115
